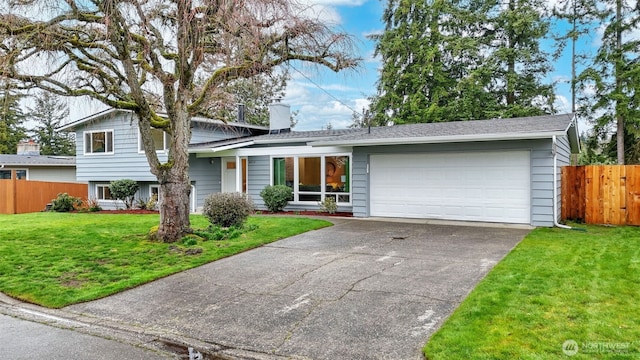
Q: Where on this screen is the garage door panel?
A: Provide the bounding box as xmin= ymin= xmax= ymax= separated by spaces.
xmin=370 ymin=152 xmax=531 ymax=224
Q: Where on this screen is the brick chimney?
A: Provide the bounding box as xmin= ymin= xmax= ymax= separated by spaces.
xmin=17 ymin=139 xmax=40 ymax=156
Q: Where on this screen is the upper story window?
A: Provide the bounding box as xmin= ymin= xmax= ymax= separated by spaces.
xmin=84 ymin=130 xmax=114 ymax=155
xmin=139 ymin=128 xmax=170 ymax=153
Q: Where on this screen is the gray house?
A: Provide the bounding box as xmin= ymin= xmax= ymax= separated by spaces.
xmin=0 ymin=155 xmax=77 ymax=182
xmin=61 ymin=106 xmax=579 ymax=227
xmin=0 ymin=139 xmax=77 ymax=182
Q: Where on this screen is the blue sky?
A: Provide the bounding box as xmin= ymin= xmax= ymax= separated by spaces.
xmin=285 ymin=0 xmax=591 ymax=132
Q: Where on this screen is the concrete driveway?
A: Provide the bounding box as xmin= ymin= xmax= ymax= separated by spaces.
xmin=64 ymin=218 xmax=530 ymax=360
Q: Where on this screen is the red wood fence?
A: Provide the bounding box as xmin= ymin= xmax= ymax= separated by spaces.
xmin=0 ymin=174 xmax=87 ymax=214
xmin=562 ymin=165 xmax=640 ymax=225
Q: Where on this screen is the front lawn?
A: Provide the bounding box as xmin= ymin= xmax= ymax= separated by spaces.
xmin=0 ymin=213 xmax=330 ymax=308
xmin=424 ymin=224 xmax=640 ymax=359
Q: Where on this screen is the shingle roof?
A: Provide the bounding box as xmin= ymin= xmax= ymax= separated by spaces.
xmin=0 ymin=155 xmax=76 ymax=167
xmin=190 ymin=113 xmax=577 ymax=152
xmin=311 ymin=114 xmax=576 ymax=146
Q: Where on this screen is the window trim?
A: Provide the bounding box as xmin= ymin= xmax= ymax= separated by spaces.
xmin=150 ymin=184 xmax=162 ymax=204
xmin=83 ymin=130 xmax=114 ymax=155
xmin=95 ymin=183 xmax=115 ymax=201
xmin=270 ymin=153 xmax=352 ymax=205
xmin=138 ymin=128 xmax=169 ymax=153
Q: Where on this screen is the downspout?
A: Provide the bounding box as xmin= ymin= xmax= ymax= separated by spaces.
xmin=552 ymin=135 xmax=572 ymax=229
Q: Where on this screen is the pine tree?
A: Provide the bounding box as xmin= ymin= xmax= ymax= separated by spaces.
xmin=481 ymin=0 xmax=555 ymax=118
xmin=0 ymin=88 xmax=27 ymax=154
xmin=29 ymin=92 xmax=75 ymax=156
xmin=578 ymin=0 xmax=640 ymax=164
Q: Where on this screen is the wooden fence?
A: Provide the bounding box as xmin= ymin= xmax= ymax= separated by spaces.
xmin=562 ymin=165 xmax=640 ymax=225
xmin=0 ymin=176 xmax=87 ymax=214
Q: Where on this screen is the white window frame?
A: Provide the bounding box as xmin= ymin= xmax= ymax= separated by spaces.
xmin=84 ymin=130 xmax=114 ymax=155
xmin=138 ymin=128 xmax=170 ymax=153
xmin=270 ymin=153 xmax=352 ymax=205
xmin=96 ymin=184 xmax=115 ymax=201
xmin=150 ymin=184 xmax=162 ymax=205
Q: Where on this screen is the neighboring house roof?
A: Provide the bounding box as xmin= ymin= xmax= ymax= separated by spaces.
xmin=191 ymin=113 xmax=580 ymax=153
xmin=58 ymin=108 xmax=269 ymax=132
xmin=0 ymin=155 xmax=76 ymax=167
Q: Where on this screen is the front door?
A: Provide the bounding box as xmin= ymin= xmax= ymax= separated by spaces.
xmin=222 ymin=158 xmax=237 ymax=193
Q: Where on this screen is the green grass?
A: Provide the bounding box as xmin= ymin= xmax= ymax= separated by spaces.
xmin=424 ymin=224 xmax=640 ymax=359
xmin=0 ymin=213 xmax=330 ymax=308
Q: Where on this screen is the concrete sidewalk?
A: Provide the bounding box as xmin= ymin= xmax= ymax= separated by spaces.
xmin=1 ymin=218 xmax=530 ymax=359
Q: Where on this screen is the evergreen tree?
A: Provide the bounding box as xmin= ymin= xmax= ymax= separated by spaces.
xmin=370 ymin=0 xmax=478 ymax=125
xmin=481 ymin=0 xmax=555 ymax=118
xmin=29 ymin=92 xmax=75 ymax=156
xmin=370 ymin=0 xmax=555 ymax=125
xmin=578 ymin=0 xmax=640 ymax=164
xmin=0 ymin=87 xmax=27 ymax=154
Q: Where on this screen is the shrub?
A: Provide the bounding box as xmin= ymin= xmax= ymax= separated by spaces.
xmin=260 ymin=185 xmax=293 ymax=212
xmin=319 ymin=197 xmax=338 ymax=214
xmin=51 ymin=193 xmax=82 ymax=212
xmin=84 ymin=197 xmax=102 ymax=212
xmin=135 ymin=194 xmax=157 ymax=210
xmin=202 ymin=192 xmax=254 ymax=228
xmin=109 ymin=179 xmax=140 ymax=209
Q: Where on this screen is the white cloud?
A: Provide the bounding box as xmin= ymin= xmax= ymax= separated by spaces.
xmin=554 ymin=94 xmax=571 ymax=113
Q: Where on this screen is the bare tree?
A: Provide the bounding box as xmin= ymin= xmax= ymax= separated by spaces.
xmin=0 ymin=0 xmax=358 ymax=242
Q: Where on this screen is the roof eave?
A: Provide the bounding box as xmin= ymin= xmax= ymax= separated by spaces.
xmin=189 ymin=141 xmax=255 ymax=154
xmin=309 ymin=131 xmax=569 ymax=147
xmin=564 ymin=114 xmax=581 ymax=153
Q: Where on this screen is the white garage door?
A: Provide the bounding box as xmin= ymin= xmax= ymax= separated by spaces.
xmin=370 ymin=151 xmax=531 ymax=224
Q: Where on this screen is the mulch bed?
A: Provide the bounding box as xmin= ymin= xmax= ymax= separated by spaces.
xmin=87 ymin=210 xmax=352 ymax=217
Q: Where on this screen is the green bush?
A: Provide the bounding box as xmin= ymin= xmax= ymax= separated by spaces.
xmin=51 ymin=193 xmax=82 ymax=212
xmin=202 ymin=192 xmax=254 ymax=228
xmin=109 ymin=179 xmax=140 ymax=209
xmin=260 ymin=185 xmax=293 ymax=212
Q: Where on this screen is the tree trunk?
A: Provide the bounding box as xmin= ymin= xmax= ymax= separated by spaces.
xmin=615 ymin=0 xmax=624 ymax=165
xmin=154 ymin=105 xmax=193 ymax=243
xmin=158 ymin=176 xmax=191 ymax=242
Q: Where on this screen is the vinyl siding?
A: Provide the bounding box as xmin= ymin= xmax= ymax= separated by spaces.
xmin=189 ymin=154 xmax=221 ymax=210
xmin=73 ymin=113 xmax=245 ymax=182
xmin=352 ymin=139 xmax=557 ymax=227
xmin=27 ymin=167 xmax=78 ymax=182
xmin=555 ymin=135 xmax=572 ymax=223
xmin=247 ymin=156 xmax=270 ymax=209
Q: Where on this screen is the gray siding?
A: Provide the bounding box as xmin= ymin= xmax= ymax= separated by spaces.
xmin=74 ymin=112 xmax=162 ymax=182
xmin=189 ymin=154 xmax=221 ymax=209
xmin=28 ymin=167 xmax=78 ymax=182
xmin=352 ymin=139 xmax=557 ymax=227
xmin=555 ymin=135 xmax=572 ymax=223
xmin=74 ymin=113 xmax=244 ymax=183
xmin=247 ymin=156 xmax=269 ymax=209
xmin=352 ymin=152 xmax=369 ymax=216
